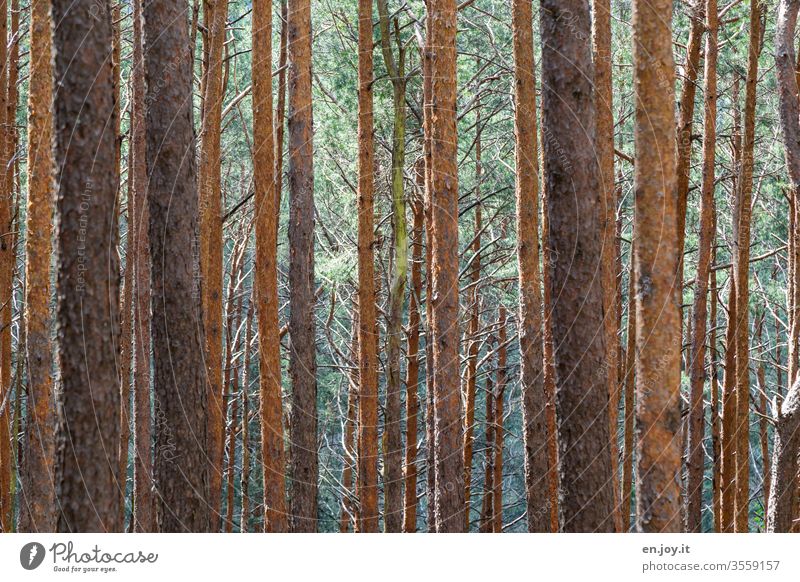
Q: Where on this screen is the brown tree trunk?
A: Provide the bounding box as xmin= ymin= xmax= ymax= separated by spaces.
xmin=686 ymin=0 xmax=717 ymax=532
xmin=199 ymin=0 xmax=229 ymax=531
xmin=721 ymin=272 xmax=738 ymax=532
xmin=632 ymin=0 xmax=683 ymax=532
xmin=131 ymin=0 xmax=154 ymax=532
xmin=733 ymin=0 xmax=762 ymax=532
xmin=275 ymin=0 xmax=288 ymax=217
xmin=513 ymin=0 xmax=550 ymax=533
xmin=52 ymin=0 xmax=121 ymax=532
xmin=541 ymin=0 xmax=615 ymax=532
xmin=20 ymin=0 xmax=56 ymax=532
xmin=143 ymin=0 xmax=209 ymax=532
xmin=592 ymin=0 xmax=621 ymax=533
xmin=479 ymin=358 xmax=496 ymax=533
xmin=240 ymin=305 xmax=253 ymax=532
xmin=428 ymin=0 xmax=465 ymax=533
xmin=253 ymin=0 xmax=288 ymax=533
xmin=287 ymin=0 xmax=318 ymax=533
xmin=0 ymin=0 xmax=10 ymax=532
xmin=356 ymin=0 xmax=378 ymax=534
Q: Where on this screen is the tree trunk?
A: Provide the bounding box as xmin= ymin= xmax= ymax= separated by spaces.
xmin=199 ymin=0 xmax=229 ymax=531
xmin=621 ymin=258 xmax=637 ymax=531
xmin=733 ymin=0 xmax=762 ymax=533
xmin=428 ymin=0 xmax=465 ymax=533
xmin=143 ymin=0 xmax=209 ymax=532
xmin=51 ymin=0 xmax=121 ymax=532
xmin=513 ymin=0 xmax=550 ymax=533
xmin=686 ymin=0 xmax=717 ymax=533
xmin=287 ymin=0 xmax=318 ymax=533
xmin=0 ymin=0 xmax=10 ymax=532
xmin=240 ymin=305 xmax=253 ymax=532
xmin=540 ymin=0 xmax=615 ymax=532
xmin=356 ymin=0 xmax=378 ymax=534
xmin=592 ymin=0 xmax=621 ymax=533
xmin=253 ymin=0 xmax=288 ymax=533
xmin=20 ymin=0 xmax=56 ymax=533
xmin=493 ymin=307 xmax=507 ymax=533
xmin=631 ymin=0 xmax=683 ymax=532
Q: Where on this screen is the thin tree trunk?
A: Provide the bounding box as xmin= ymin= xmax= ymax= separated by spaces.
xmin=541 ymin=0 xmax=615 ymax=532
xmin=143 ymin=0 xmax=209 ymax=532
xmin=199 ymin=0 xmax=229 ymax=531
xmin=592 ymin=0 xmax=621 ymax=533
xmin=493 ymin=307 xmax=507 ymax=533
xmin=0 ymin=0 xmax=11 ymax=531
xmin=621 ymin=258 xmax=637 ymax=531
xmin=253 ymin=0 xmax=288 ymax=533
xmin=428 ymin=0 xmax=465 ymax=533
xmin=513 ymin=0 xmax=550 ymax=533
xmin=356 ymin=0 xmax=378 ymax=534
xmin=20 ymin=0 xmax=56 ymax=533
xmin=287 ymin=0 xmax=318 ymax=533
xmin=766 ymin=378 xmax=800 ymax=532
xmin=686 ymin=0 xmax=717 ymax=532
xmin=240 ymin=305 xmax=253 ymax=533
xmin=479 ymin=350 xmax=496 ymax=533
xmin=52 ymin=0 xmax=121 ymax=531
xmin=733 ymin=0 xmax=762 ymax=533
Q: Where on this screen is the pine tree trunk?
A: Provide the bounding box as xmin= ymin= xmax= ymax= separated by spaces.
xmin=356 ymin=0 xmax=379 ymax=534
xmin=253 ymin=0 xmax=288 ymax=533
xmin=621 ymin=259 xmax=637 ymax=531
xmin=686 ymin=0 xmax=717 ymax=532
xmin=631 ymin=0 xmax=683 ymax=532
xmin=20 ymin=0 xmax=56 ymax=533
xmin=0 ymin=0 xmax=11 ymax=532
xmin=52 ymin=0 xmax=121 ymax=532
xmin=766 ymin=378 xmax=800 ymax=532
xmin=513 ymin=0 xmax=550 ymax=533
xmin=541 ymin=0 xmax=615 ymax=532
xmin=592 ymin=0 xmax=621 ymax=533
xmin=428 ymin=0 xmax=465 ymax=533
xmin=143 ymin=0 xmax=209 ymax=532
xmin=240 ymin=305 xmax=253 ymax=533
xmin=199 ymin=0 xmax=229 ymax=531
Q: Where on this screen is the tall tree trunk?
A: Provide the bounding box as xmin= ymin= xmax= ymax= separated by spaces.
xmin=20 ymin=0 xmax=56 ymax=532
xmin=287 ymin=0 xmax=318 ymax=532
xmin=131 ymin=0 xmax=154 ymax=532
xmin=403 ymin=181 xmax=424 ymax=533
xmin=275 ymin=0 xmax=288 ymax=217
xmin=356 ymin=0 xmax=378 ymax=534
xmin=428 ymin=0 xmax=465 ymax=533
xmin=377 ymin=0 xmax=407 ymax=532
xmin=143 ymin=0 xmax=209 ymax=532
xmin=479 ymin=353 xmax=495 ymax=533
xmin=462 ymin=104 xmax=481 ymax=531
xmin=513 ymin=0 xmax=550 ymax=533
xmin=253 ymin=0 xmax=288 ymax=533
xmin=0 ymin=0 xmax=10 ymax=532
xmin=52 ymin=0 xmax=121 ymax=532
xmin=733 ymin=0 xmax=762 ymax=533
xmin=240 ymin=304 xmax=253 ymax=532
xmin=632 ymin=0 xmax=683 ymax=532
xmin=541 ymin=0 xmax=615 ymax=532
xmin=199 ymin=0 xmax=229 ymax=531
xmin=686 ymin=0 xmax=717 ymax=532
xmin=592 ymin=0 xmax=621 ymax=533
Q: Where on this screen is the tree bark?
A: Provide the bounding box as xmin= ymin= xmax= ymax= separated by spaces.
xmin=766 ymin=378 xmax=800 ymax=532
xmin=428 ymin=0 xmax=465 ymax=533
xmin=540 ymin=0 xmax=615 ymax=532
xmin=20 ymin=0 xmax=56 ymax=533
xmin=287 ymin=0 xmax=318 ymax=532
xmin=631 ymin=0 xmax=683 ymax=532
xmin=143 ymin=0 xmax=209 ymax=532
xmin=51 ymin=0 xmax=121 ymax=532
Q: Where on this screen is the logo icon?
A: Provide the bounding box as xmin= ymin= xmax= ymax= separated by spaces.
xmin=20 ymin=542 xmax=46 ymax=570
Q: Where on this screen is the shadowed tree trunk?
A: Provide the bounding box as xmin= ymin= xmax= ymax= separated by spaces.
xmin=20 ymin=0 xmax=56 ymax=533
xmin=766 ymin=378 xmax=800 ymax=532
xmin=493 ymin=307 xmax=507 ymax=533
xmin=143 ymin=0 xmax=209 ymax=532
xmin=513 ymin=0 xmax=550 ymax=533
xmin=199 ymin=0 xmax=229 ymax=531
xmin=540 ymin=0 xmax=615 ymax=532
xmin=632 ymin=0 xmax=683 ymax=532
xmin=686 ymin=0 xmax=717 ymax=533
xmin=253 ymin=0 xmax=288 ymax=533
xmin=287 ymin=0 xmax=318 ymax=532
xmin=428 ymin=0 xmax=465 ymax=533
xmin=52 ymin=0 xmax=121 ymax=532
xmin=356 ymin=0 xmax=379 ymax=534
